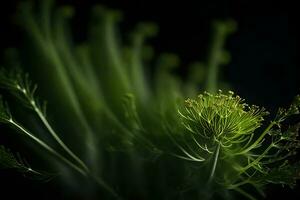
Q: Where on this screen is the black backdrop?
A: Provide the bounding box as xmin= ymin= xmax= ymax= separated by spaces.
xmin=0 ymin=0 xmax=299 ymax=199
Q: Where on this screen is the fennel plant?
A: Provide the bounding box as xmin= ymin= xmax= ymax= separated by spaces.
xmin=0 ymin=0 xmax=299 ymax=199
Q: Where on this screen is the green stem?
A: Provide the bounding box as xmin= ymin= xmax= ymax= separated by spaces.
xmin=208 ymin=143 xmax=220 ymax=183
xmin=233 ymin=187 xmax=257 ymax=200
xmin=92 ymin=175 xmax=122 ymax=200
xmin=237 ymin=122 xmax=275 ymax=155
xmin=32 ymin=101 xmax=89 ymax=173
xmin=20 ymin=8 xmax=99 ymax=169
xmin=104 ymin=15 xmax=130 ymax=90
xmin=205 ymin=22 xmax=230 ymax=93
xmin=8 ymin=119 xmax=87 ymax=176
xmin=227 ymin=180 xmax=251 ymax=189
xmin=239 ymin=143 xmax=274 ymax=175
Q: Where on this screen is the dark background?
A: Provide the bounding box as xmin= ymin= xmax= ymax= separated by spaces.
xmin=0 ymin=0 xmax=299 ymax=199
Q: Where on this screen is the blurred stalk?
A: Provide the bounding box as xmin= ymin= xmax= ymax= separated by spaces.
xmin=205 ymin=20 xmax=236 ymax=93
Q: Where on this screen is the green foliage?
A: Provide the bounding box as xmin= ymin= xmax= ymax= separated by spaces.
xmin=0 ymin=146 xmax=26 ymax=170
xmin=0 ymin=96 xmax=12 ymax=123
xmin=0 ymin=0 xmax=299 ymax=199
xmin=0 ymin=68 xmax=46 ymax=114
xmin=170 ymin=91 xmax=300 ymax=199
xmin=0 ymin=145 xmax=49 ymax=180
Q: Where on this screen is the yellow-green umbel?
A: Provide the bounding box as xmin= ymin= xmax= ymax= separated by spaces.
xmin=177 ymin=90 xmax=270 ymax=184
xmin=179 ymin=90 xmax=268 ymax=150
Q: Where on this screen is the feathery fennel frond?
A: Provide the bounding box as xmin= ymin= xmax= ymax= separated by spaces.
xmin=0 ymin=146 xmax=27 ymax=171
xmin=16 ymin=1 xmax=100 ymax=171
xmin=0 ymin=107 xmax=87 ymax=177
xmin=0 ymin=71 xmax=120 ymax=198
xmin=0 ymin=145 xmax=51 ymax=180
xmin=0 ymin=96 xmax=12 ymax=123
xmin=0 ymin=69 xmax=89 ymax=173
xmin=0 ymin=0 xmax=298 ymax=199
xmin=0 ymin=68 xmax=46 ymax=113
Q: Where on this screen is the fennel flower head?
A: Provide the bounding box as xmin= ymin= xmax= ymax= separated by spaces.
xmin=179 ymin=90 xmax=269 ymax=149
